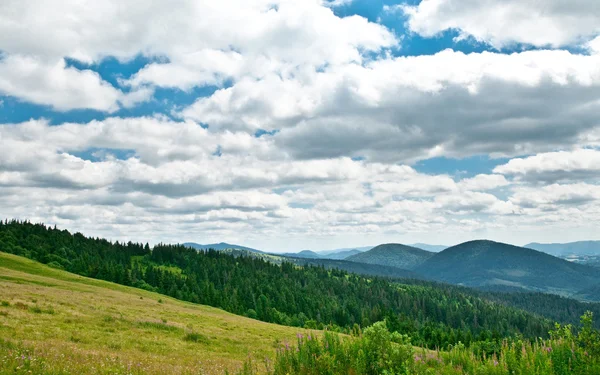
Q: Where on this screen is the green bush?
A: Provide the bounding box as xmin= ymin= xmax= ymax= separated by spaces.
xmin=237 ymin=313 xmax=600 ymax=375
xmin=183 ymin=331 xmax=208 ymax=344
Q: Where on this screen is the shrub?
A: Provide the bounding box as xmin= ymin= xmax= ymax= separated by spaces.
xmin=183 ymin=331 xmax=208 ymax=344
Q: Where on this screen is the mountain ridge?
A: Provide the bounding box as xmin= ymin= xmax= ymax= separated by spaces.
xmin=416 ymin=240 xmax=600 ymax=299
xmin=525 ymin=241 xmax=600 ymax=256
xmin=347 ymin=243 xmax=434 ymax=270
xmin=183 ymin=242 xmax=264 ymax=254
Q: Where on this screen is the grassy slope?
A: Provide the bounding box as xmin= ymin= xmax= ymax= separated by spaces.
xmin=0 ymin=252 xmax=309 ymax=374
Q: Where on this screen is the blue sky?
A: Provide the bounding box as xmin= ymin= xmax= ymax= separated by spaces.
xmin=1 ymin=0 xmax=599 ymax=251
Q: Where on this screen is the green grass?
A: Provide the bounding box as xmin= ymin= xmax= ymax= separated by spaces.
xmin=0 ymin=252 xmax=314 ymax=374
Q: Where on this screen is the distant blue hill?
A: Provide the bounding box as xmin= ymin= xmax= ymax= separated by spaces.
xmin=281 ymin=250 xmax=323 ymax=259
xmin=525 ymin=241 xmax=600 ymax=256
xmin=318 ymin=246 xmax=373 ymax=256
xmin=183 ymin=242 xmax=264 ymax=254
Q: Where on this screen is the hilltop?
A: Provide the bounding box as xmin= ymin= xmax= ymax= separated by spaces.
xmin=347 ymin=243 xmax=434 ymax=270
xmin=416 ymin=240 xmax=600 ymax=298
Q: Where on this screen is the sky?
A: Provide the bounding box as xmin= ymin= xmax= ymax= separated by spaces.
xmin=1 ymin=0 xmax=600 ymax=252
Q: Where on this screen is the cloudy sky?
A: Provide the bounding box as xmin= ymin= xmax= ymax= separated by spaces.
xmin=1 ymin=0 xmax=599 ymax=252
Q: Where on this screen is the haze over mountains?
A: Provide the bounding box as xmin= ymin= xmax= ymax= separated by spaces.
xmin=181 ymin=238 xmax=600 ymax=301
xmin=183 ymin=242 xmax=264 ymax=254
xmin=525 ymin=241 xmax=600 ymax=257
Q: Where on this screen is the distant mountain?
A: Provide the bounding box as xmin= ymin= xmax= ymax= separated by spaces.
xmin=183 ymin=242 xmax=264 ymax=254
xmin=287 ymin=257 xmax=421 ymax=280
xmin=318 ymin=246 xmax=373 ymax=256
xmin=416 ymin=240 xmax=600 ymax=298
xmin=409 ymin=243 xmax=447 ymax=252
xmin=323 ymin=249 xmax=363 ymax=259
xmin=281 ymin=249 xmax=363 ymax=260
xmin=281 ymin=250 xmax=322 ymax=259
xmin=218 ymin=247 xmax=421 ymax=280
xmin=525 ymin=241 xmax=600 ymax=256
xmin=347 ymin=243 xmax=434 ymax=270
xmin=575 ymin=283 xmax=600 ymax=301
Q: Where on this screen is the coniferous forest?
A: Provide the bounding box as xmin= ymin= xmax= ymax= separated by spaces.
xmin=0 ymin=220 xmax=566 ymax=348
xmin=2 ymin=219 xmax=600 ymax=375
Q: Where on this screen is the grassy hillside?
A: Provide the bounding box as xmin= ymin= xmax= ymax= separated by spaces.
xmin=0 ymin=252 xmax=308 ymax=375
xmin=416 ymin=240 xmax=600 ymax=298
xmin=347 ymin=243 xmax=434 ymax=270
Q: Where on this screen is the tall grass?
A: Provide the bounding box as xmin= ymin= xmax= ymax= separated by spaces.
xmin=239 ymin=313 xmax=600 ymax=375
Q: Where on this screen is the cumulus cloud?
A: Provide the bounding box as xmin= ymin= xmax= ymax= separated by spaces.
xmin=186 ymin=48 xmax=600 ymax=161
xmin=401 ymin=0 xmax=600 ymax=48
xmin=0 ymin=56 xmax=123 ymax=112
xmin=1 ymin=0 xmax=600 ymax=248
xmin=0 ymin=0 xmax=396 ymax=108
xmin=494 ymin=149 xmax=600 ymax=183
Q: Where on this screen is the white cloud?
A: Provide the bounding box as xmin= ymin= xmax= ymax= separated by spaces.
xmin=0 ymin=56 xmax=122 ymax=112
xmin=457 ymin=174 xmax=509 ymax=191
xmin=494 ymin=149 xmax=600 ymax=183
xmin=401 ymin=0 xmax=600 ymax=48
xmin=510 ymin=183 xmax=600 ymax=208
xmin=1 ymin=0 xmax=600 ymax=248
xmin=183 ymin=48 xmax=600 ymax=162
xmin=0 ymin=0 xmax=396 ymax=101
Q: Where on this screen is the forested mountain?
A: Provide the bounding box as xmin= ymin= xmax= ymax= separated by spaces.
xmin=526 ymin=241 xmax=600 ymax=256
xmin=281 ymin=249 xmax=362 ymax=260
xmin=183 ymin=242 xmax=264 ymax=253
xmin=318 ymin=246 xmax=372 ymax=255
xmin=280 ymin=250 xmax=322 ymax=259
xmin=321 ymin=249 xmax=363 ymax=259
xmin=416 ymin=240 xmax=600 ymax=298
xmin=0 ymin=220 xmax=558 ymax=349
xmin=347 ymin=243 xmax=434 ymax=270
xmin=285 ymin=257 xmax=420 ymax=279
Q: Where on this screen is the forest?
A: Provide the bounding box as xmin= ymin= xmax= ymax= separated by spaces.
xmin=0 ymin=220 xmax=587 ymax=352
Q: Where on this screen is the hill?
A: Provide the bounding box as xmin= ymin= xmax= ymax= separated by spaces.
xmin=0 ymin=220 xmax=559 ymax=350
xmin=183 ymin=242 xmax=264 ymax=254
xmin=323 ymin=249 xmax=363 ymax=259
xmin=0 ymin=252 xmax=306 ymax=374
xmin=416 ymin=240 xmax=600 ymax=298
xmin=285 ymin=257 xmax=421 ymax=279
xmin=318 ymin=246 xmax=373 ymax=255
xmin=280 ymin=250 xmax=322 ymax=258
xmin=526 ymin=241 xmax=600 ymax=256
xmin=280 ymin=249 xmax=363 ymax=260
xmin=347 ymin=243 xmax=434 ymax=270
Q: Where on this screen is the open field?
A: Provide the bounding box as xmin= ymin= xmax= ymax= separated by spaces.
xmin=0 ymin=252 xmax=310 ymax=374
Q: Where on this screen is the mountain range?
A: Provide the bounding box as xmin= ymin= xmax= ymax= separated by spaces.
xmin=183 ymin=242 xmax=264 ymax=254
xmin=525 ymin=241 xmax=600 ymax=256
xmin=183 ymin=239 xmax=600 ymax=300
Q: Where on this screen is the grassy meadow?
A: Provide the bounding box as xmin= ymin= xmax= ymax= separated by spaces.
xmin=0 ymin=252 xmax=311 ymax=374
